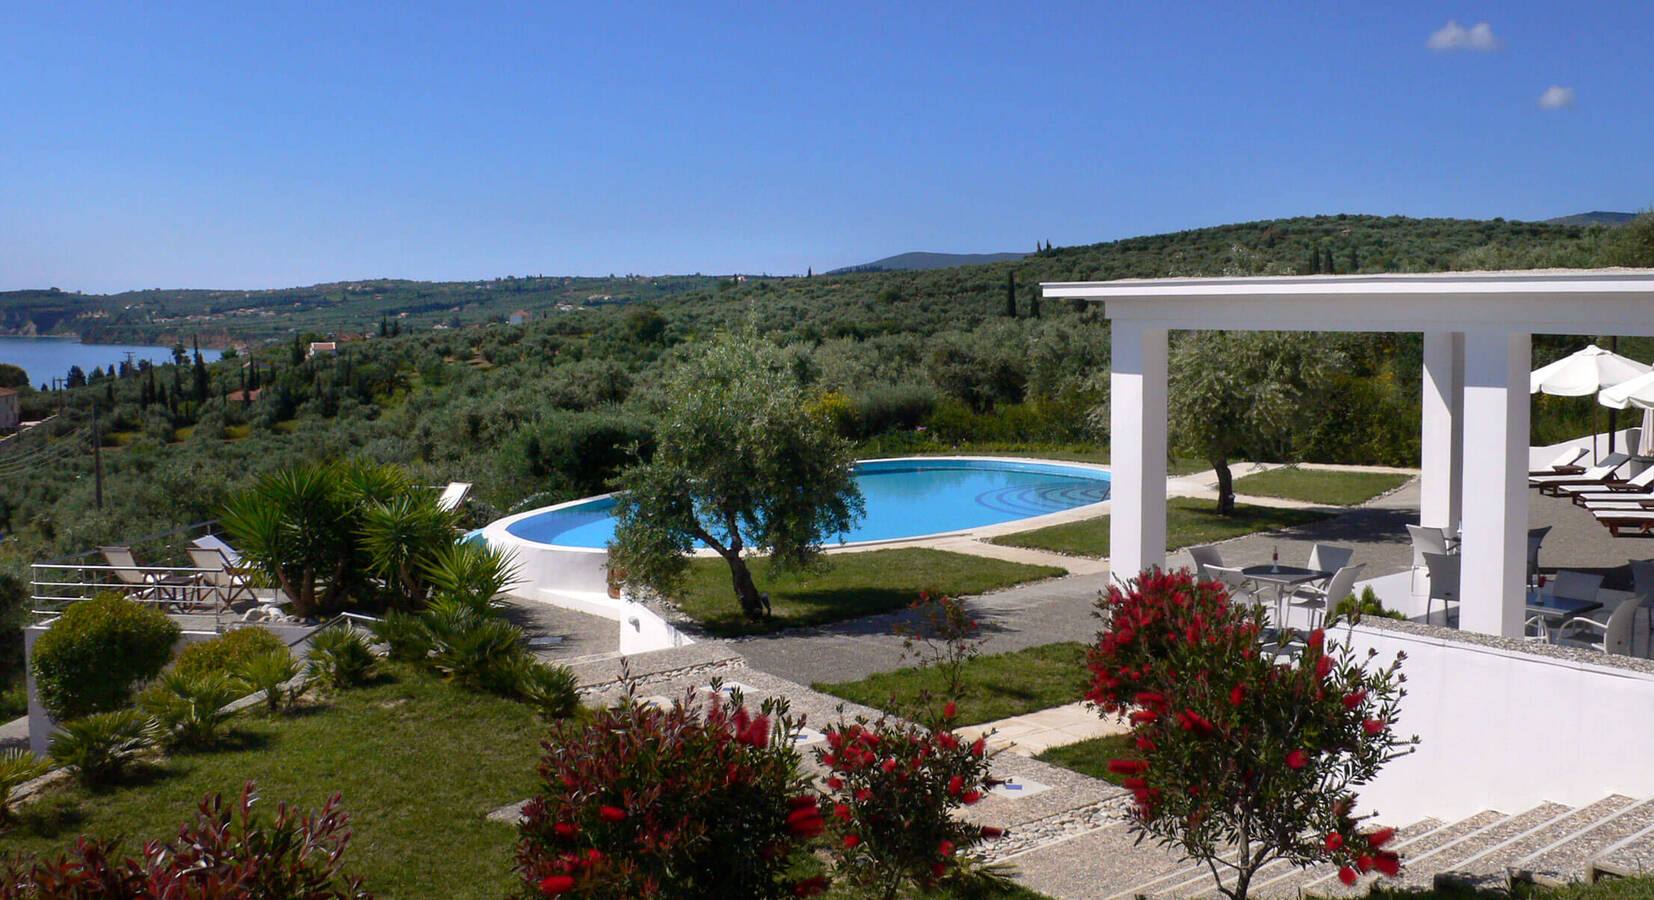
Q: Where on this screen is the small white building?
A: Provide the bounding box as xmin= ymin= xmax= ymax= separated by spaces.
xmin=0 ymin=387 xmax=18 ymax=430
xmin=508 ymin=310 xmax=531 ymax=325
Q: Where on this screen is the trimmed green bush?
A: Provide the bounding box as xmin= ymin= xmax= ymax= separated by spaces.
xmin=371 ymin=609 xmax=435 ymax=662
xmin=139 ymin=671 xmax=244 ymax=750
xmin=511 ymin=658 xmax=580 ymax=720
xmin=232 ymin=647 xmax=304 ymax=713
xmin=31 ymin=594 xmax=180 ymax=720
xmin=171 ymin=627 xmax=286 ymax=680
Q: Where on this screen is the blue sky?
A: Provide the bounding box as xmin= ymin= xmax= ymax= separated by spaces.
xmin=3 ymin=1 xmax=1651 ymax=293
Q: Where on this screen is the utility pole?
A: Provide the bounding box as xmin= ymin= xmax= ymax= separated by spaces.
xmin=91 ymin=401 xmax=104 ymax=510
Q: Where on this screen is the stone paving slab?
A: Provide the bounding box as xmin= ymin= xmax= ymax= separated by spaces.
xmin=957 ymin=701 xmax=1129 ymax=757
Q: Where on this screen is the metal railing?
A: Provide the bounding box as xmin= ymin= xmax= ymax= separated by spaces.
xmin=29 ymin=519 xmax=256 ymax=630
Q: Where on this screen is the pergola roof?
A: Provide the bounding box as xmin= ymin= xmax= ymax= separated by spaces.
xmin=1043 ymin=270 xmax=1654 ymax=335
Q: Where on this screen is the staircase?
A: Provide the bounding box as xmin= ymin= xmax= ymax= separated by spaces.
xmin=997 ymin=793 xmax=1654 ymax=898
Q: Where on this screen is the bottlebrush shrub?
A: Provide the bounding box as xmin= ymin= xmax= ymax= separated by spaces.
xmin=816 ymin=708 xmax=998 ymax=900
xmin=1088 ymin=568 xmax=1417 ymax=900
xmin=515 ymin=688 xmax=818 ymax=899
xmin=0 ymin=781 xmax=369 ymax=898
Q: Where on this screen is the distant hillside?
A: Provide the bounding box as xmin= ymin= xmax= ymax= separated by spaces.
xmin=1544 ymin=211 xmax=1639 ymax=227
xmin=827 ymin=251 xmax=1027 ymax=274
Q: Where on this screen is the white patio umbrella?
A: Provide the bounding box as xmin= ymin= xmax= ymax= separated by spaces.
xmin=1531 ymin=344 xmax=1652 ymax=460
xmin=1598 ymin=370 xmax=1654 ymax=457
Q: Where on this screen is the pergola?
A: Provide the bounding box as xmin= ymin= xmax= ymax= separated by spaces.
xmin=1043 ymin=270 xmax=1654 ymax=638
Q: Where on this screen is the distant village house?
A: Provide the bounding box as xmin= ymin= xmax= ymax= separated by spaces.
xmin=0 ymin=388 xmax=18 ymax=430
xmin=308 ymin=341 xmax=336 ymax=358
xmin=508 ymin=310 xmax=531 ymax=325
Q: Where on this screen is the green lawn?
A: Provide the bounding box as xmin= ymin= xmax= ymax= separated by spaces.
xmin=813 ymin=643 xmax=1093 ymax=726
xmin=1231 ymin=467 xmax=1412 ymax=506
xmin=988 ymin=498 xmax=1332 ymax=558
xmin=7 ymin=665 xmax=547 ymax=900
xmin=671 ymin=548 xmax=1066 ymax=637
xmin=1034 ymin=733 xmax=1137 ymax=786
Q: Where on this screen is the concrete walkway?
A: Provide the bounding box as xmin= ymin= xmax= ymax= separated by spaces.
xmin=958 ymin=701 xmax=1130 ymax=758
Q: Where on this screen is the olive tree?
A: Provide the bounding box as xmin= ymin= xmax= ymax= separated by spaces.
xmin=1167 ymin=332 xmax=1348 ymax=515
xmin=610 ymin=334 xmax=864 ymax=621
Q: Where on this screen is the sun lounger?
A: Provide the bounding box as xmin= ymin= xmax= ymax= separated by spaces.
xmin=1569 ymin=465 xmax=1654 ymax=505
xmin=437 ymin=482 xmax=472 ymax=512
xmin=187 ymin=546 xmax=258 ymax=606
xmin=191 ymin=533 xmax=242 ymax=566
xmin=1592 ymin=509 xmax=1654 ymax=537
xmin=1531 ymin=453 xmax=1632 ymax=495
xmin=1530 ymin=446 xmax=1589 ymax=477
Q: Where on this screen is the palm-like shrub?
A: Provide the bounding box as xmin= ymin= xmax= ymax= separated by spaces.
xmin=424 ymin=541 xmax=519 ymax=614
xmin=31 ymin=593 xmax=179 ymax=720
xmin=221 ymin=463 xmax=359 ymax=619
xmin=370 ymin=610 xmax=434 ymax=662
xmin=233 ymin=647 xmax=304 ymax=713
xmin=509 ymin=657 xmax=581 ymax=720
xmin=50 ymin=709 xmax=156 ymax=789
xmin=305 ymin=627 xmax=377 ymax=688
xmin=140 ymin=671 xmax=244 ymax=750
xmin=359 ymin=492 xmax=457 ymax=611
xmin=0 ymin=749 xmax=49 ymax=824
xmin=423 ymin=600 xmax=524 ymax=693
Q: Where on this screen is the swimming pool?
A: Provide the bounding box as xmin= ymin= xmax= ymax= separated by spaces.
xmin=500 ymin=457 xmax=1111 ymax=549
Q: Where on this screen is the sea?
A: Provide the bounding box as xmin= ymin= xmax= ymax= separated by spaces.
xmin=0 ymin=335 xmax=225 ymax=388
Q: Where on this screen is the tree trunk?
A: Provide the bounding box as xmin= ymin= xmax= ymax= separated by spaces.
xmin=1213 ymin=456 xmax=1236 ymax=516
xmin=723 ymin=552 xmax=770 ymax=621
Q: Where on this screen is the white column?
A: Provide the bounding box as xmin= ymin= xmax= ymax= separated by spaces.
xmin=1421 ymin=331 xmax=1464 ymax=530
xmin=1458 ymin=329 xmax=1530 ymax=637
xmin=1110 ymin=321 xmax=1168 ymax=581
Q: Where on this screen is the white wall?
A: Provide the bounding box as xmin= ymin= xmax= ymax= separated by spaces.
xmin=1345 ymin=622 xmax=1654 ymax=824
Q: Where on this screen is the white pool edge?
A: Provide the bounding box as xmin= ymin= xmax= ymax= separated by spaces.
xmin=479 ymin=456 xmax=1113 ymax=653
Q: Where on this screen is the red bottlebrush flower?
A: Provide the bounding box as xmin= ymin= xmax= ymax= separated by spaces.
xmin=788 ymin=794 xmax=817 ymax=810
xmin=1130 ymin=709 xmax=1159 ymax=725
xmin=855 ymin=788 xmax=872 ymax=803
xmin=931 ymin=862 xmax=947 ymax=877
xmin=943 ymin=701 xmax=958 ymax=720
xmin=971 ymin=737 xmax=986 ymax=757
xmin=793 ymin=875 xmax=829 ymax=897
xmin=1357 ymin=854 xmax=1374 ymax=874
xmin=743 ymin=717 xmax=771 ymax=747
xmin=881 ymin=758 xmax=897 ymax=773
xmin=540 ymin=874 xmax=577 ymax=895
xmin=1316 ymin=655 xmax=1333 ymax=679
xmin=962 ymin=790 xmax=982 ymax=804
xmin=1134 ymin=690 xmax=1167 ymax=707
xmin=1286 ymin=750 xmax=1308 ymax=769
xmin=552 ymin=822 xmax=577 ymax=839
xmin=598 ymin=805 xmax=626 ymax=823
xmin=1363 ymin=718 xmax=1386 ymax=735
xmin=1107 ymin=758 xmax=1150 ymax=775
xmin=826 ymin=730 xmax=843 ymax=749
xmin=1229 ymin=683 xmax=1246 ymax=706
xmin=586 ymin=848 xmax=604 ymax=865
xmin=1369 ymin=826 xmax=1396 ymax=848
xmin=939 ymin=840 xmax=956 ymax=857
xmin=842 ymin=833 xmax=861 ymax=848
xmin=1325 ymin=832 xmax=1344 ymax=851
xmin=786 ymin=807 xmax=825 ymax=838
xmin=825 ymin=776 xmax=843 ymax=790
xmin=1135 ymin=734 xmax=1156 ymax=752
xmin=1308 ymin=628 xmax=1325 ymax=649
xmin=1373 ymin=852 xmax=1401 ymax=877
xmin=947 ymin=775 xmax=963 ymax=796
xmin=1342 ymin=690 xmax=1368 ymax=709
xmin=937 ymin=732 xmax=958 ymax=750
xmin=980 ymin=825 xmax=1005 ymax=838
xmin=1338 ymin=866 xmax=1357 ymax=886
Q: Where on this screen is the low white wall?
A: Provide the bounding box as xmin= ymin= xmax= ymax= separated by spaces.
xmin=1345 ymin=622 xmax=1654 ymax=824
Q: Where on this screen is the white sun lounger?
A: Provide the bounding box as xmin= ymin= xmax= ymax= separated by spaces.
xmin=1593 ymin=508 xmax=1654 ymax=537
xmin=1531 ymin=453 xmax=1632 ymax=495
xmin=1569 ymin=465 xmax=1654 ymax=505
xmin=437 ymin=482 xmax=472 ymax=512
xmin=1530 ymin=446 xmax=1589 ymax=477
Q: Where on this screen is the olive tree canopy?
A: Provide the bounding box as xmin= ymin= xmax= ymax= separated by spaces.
xmin=610 ymin=333 xmax=864 ymax=620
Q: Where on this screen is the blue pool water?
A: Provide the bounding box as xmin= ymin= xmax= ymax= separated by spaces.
xmin=503 ymin=458 xmax=1111 ymax=548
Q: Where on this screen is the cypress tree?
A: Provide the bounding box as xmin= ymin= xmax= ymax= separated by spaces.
xmin=1349 ymin=247 xmax=1360 ymax=272
xmin=1005 ymin=270 xmax=1017 ymax=318
xmin=1029 ymin=286 xmax=1041 ymax=319
xmin=192 ymin=337 xmax=209 ymax=403
xmin=1323 ymin=247 xmax=1336 ymax=275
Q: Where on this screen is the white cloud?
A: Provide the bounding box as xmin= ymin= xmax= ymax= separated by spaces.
xmin=1538 ymin=85 xmax=1576 ymax=109
xmin=1427 ymin=20 xmax=1501 ymax=51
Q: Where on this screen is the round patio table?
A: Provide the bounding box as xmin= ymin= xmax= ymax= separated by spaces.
xmin=1241 ymin=564 xmax=1333 ymax=630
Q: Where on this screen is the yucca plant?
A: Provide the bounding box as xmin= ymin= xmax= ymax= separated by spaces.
xmin=370 ymin=609 xmax=435 ymax=663
xmin=359 ymin=492 xmax=457 ymax=611
xmin=510 ymin=657 xmax=581 ymax=720
xmin=220 ymin=463 xmax=359 ymax=619
xmin=305 ymin=627 xmax=378 ymax=689
xmin=423 ymin=599 xmax=525 ymax=693
xmin=140 ymin=670 xmax=245 ymax=750
xmin=424 ymin=540 xmax=520 ymax=614
xmin=50 ymin=709 xmax=156 ymax=789
xmin=232 ymin=647 xmax=304 ymax=714
xmin=0 ymin=749 xmax=50 ymax=824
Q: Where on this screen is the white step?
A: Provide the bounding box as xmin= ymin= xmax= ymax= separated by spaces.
xmin=1589 ymin=815 xmax=1654 ymax=881
xmin=1395 ymin=802 xmax=1574 ymax=891
xmin=1522 ymin=796 xmax=1654 ymax=885
xmin=1438 ymin=795 xmax=1635 ymax=890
